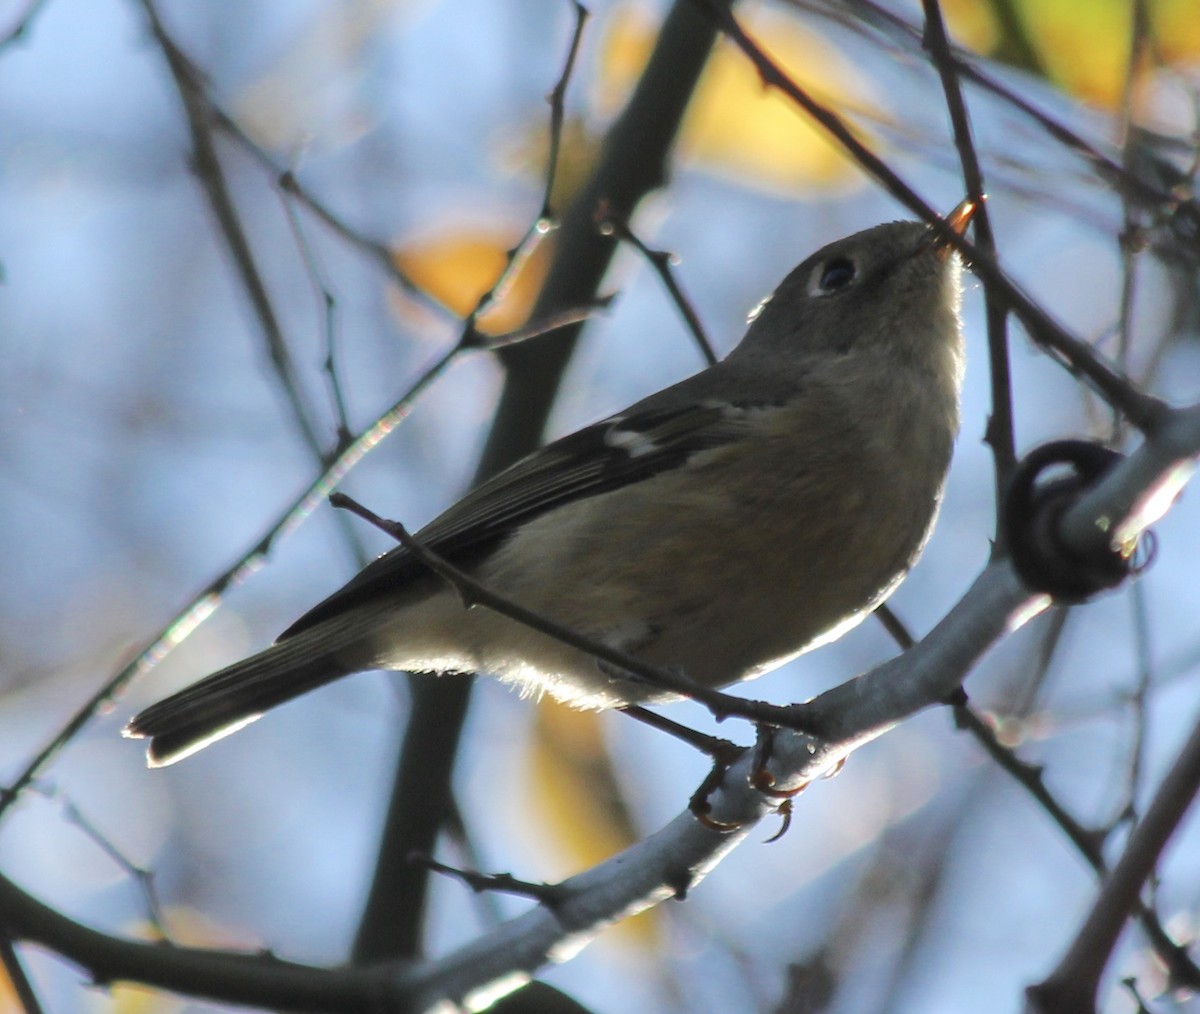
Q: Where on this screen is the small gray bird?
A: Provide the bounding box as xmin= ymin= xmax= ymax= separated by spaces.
xmin=126 ymin=204 xmax=974 ymax=766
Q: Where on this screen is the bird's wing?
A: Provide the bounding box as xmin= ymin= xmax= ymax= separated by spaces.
xmin=277 ymin=399 xmax=754 ymax=640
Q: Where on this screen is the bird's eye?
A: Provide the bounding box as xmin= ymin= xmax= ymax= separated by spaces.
xmin=817 ymin=257 xmax=856 ymax=293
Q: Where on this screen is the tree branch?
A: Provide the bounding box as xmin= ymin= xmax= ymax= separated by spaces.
xmin=1027 ymin=711 xmax=1200 ymax=1011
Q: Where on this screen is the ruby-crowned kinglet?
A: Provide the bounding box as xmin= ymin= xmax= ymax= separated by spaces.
xmin=127 ymin=203 xmax=974 ymax=766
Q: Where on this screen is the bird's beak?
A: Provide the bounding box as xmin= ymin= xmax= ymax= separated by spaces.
xmin=931 ymin=198 xmax=978 ymax=261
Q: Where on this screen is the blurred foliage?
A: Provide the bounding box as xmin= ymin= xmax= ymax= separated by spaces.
xmin=945 ymin=0 xmax=1200 ymax=110
xmin=597 ymin=2 xmax=874 ymax=193
xmin=390 ymin=0 xmax=1200 ymax=340
xmin=525 ymin=703 xmax=659 ymax=946
xmin=390 ymin=0 xmax=876 ymax=339
xmin=392 ymin=228 xmax=553 ymax=334
xmin=0 ymin=967 xmax=18 ymax=1014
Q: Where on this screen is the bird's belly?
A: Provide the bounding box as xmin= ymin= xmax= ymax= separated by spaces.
xmin=466 ymin=465 xmax=936 ymax=705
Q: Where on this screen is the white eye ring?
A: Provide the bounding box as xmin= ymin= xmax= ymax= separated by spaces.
xmin=809 ymin=256 xmax=857 ymax=296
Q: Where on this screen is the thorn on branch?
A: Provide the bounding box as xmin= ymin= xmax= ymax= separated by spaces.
xmin=620 ymin=706 xmax=744 ymax=762
xmin=328 ymin=491 xmax=405 ymax=542
xmin=466 ymin=295 xmax=616 ymax=351
xmin=408 ymin=852 xmax=565 ymax=906
xmin=329 ymin=492 xmax=480 ymax=610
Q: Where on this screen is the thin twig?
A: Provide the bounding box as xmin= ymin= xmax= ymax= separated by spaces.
xmin=280 ymin=186 xmax=354 ymax=447
xmin=595 ymin=203 xmax=719 ymax=366
xmin=0 ymin=0 xmax=49 ymax=49
xmin=409 ymin=854 xmax=564 ymax=905
xmin=473 ymin=296 xmax=616 ymax=351
xmin=1008 ymin=606 xmax=1073 ymax=719
xmin=956 ymin=697 xmax=1200 ymax=988
xmin=327 ymin=493 xmax=707 ymax=700
xmin=49 ymin=789 xmax=169 ymax=936
xmin=351 ymin=2 xmax=596 ymax=966
xmin=455 ymin=8 xmax=590 ymax=337
xmin=1111 ymin=0 xmax=1153 ymax=448
xmin=830 ymin=0 xmax=1200 ymax=244
xmin=141 ymin=0 xmax=377 ymax=583
xmin=329 ymin=492 xmax=799 ymax=728
xmin=540 ymin=1 xmax=589 ymax=221
xmin=142 ymin=0 xmax=330 ymax=464
xmin=0 ymin=933 xmax=43 ymax=1014
xmin=955 ymin=703 xmax=1108 ymax=867
xmin=874 ymin=603 xmax=915 ymax=650
xmin=920 ymin=0 xmax=1017 ymax=534
xmin=274 ymin=169 xmax=446 ymax=311
xmin=476 ymin=0 xmax=729 ymax=475
xmin=135 ymin=23 xmax=444 ymax=315
xmin=621 ymin=705 xmax=743 ymax=760
xmin=1119 ymin=580 xmax=1156 ymax=824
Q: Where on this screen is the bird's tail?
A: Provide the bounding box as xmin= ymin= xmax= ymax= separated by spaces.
xmin=124 ymin=622 xmax=368 ymax=767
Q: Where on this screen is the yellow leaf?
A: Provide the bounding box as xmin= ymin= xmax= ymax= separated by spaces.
xmin=953 ymin=0 xmax=1200 ymax=111
xmin=940 ymin=0 xmax=1003 ymax=54
xmin=391 ymin=229 xmax=551 ymax=335
xmin=592 ymin=3 xmax=658 ymax=119
xmin=1011 ymin=0 xmax=1133 ymax=110
xmin=1150 ymin=0 xmax=1200 ymax=67
xmin=0 ymin=962 xmax=20 ymax=1014
xmin=527 ymin=704 xmax=636 ymax=869
xmin=109 ymin=908 xmax=265 ymax=1012
xmin=596 ymin=2 xmax=873 ymax=194
xmin=680 ymin=10 xmax=876 ymax=193
xmin=108 ymin=983 xmax=186 ymax=1014
xmin=494 ymin=117 xmax=603 ymax=213
xmin=524 ymin=702 xmax=660 ymax=947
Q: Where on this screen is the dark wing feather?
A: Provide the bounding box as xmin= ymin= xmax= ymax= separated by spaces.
xmin=278 ymin=401 xmax=745 ymax=640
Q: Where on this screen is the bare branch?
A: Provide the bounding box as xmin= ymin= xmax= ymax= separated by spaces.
xmin=280 ymin=187 xmax=354 ymax=447
xmin=1028 ymin=712 xmax=1200 ymax=1010
xmin=920 ymin=0 xmax=1017 ymax=533
xmin=141 ymin=0 xmax=331 ymax=464
xmin=539 ymin=1 xmax=589 ymax=221
xmin=0 ymin=0 xmax=49 ymax=49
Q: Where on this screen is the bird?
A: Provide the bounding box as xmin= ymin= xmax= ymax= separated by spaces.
xmin=126 ymin=202 xmax=974 ymax=766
